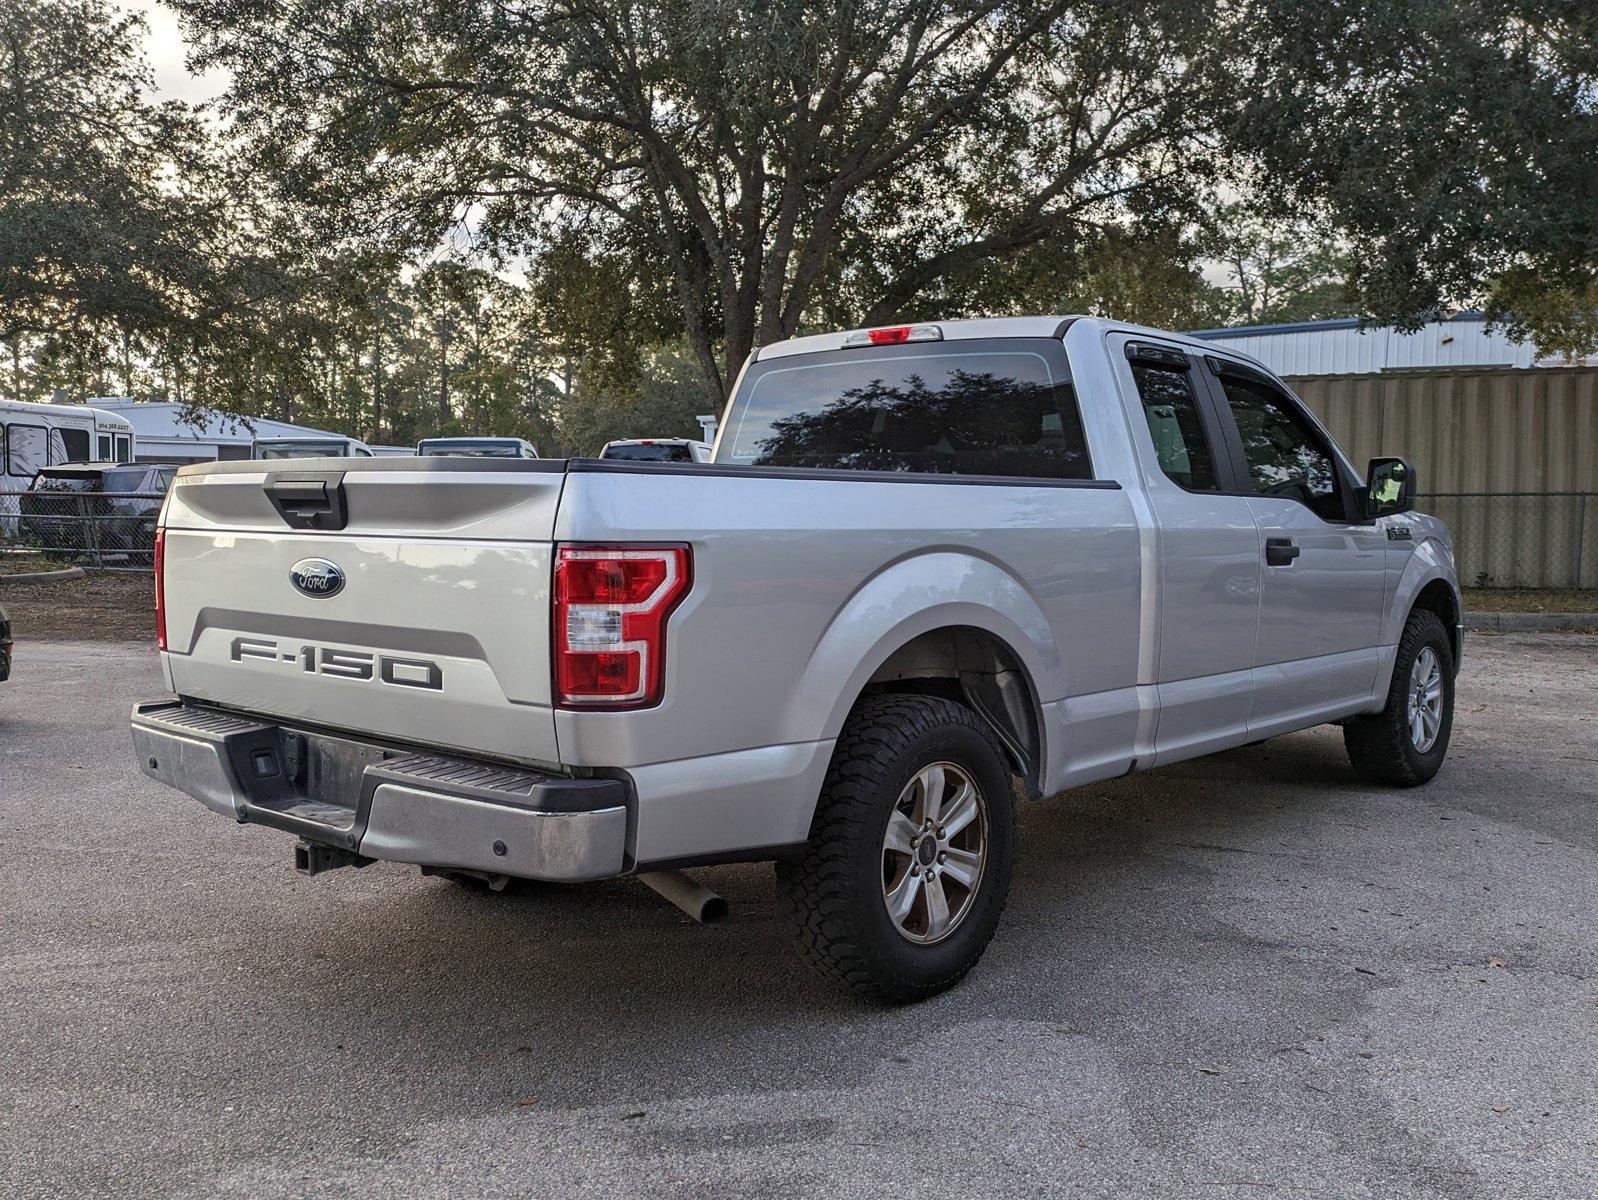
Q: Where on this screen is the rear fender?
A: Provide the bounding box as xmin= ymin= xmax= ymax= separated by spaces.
xmin=781 ymin=551 xmax=1059 ymax=746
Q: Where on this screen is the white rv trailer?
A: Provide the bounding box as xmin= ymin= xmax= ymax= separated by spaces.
xmin=1 ymin=400 xmax=136 ymax=531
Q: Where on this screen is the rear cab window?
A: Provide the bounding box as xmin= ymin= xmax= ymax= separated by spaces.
xmin=605 ymin=443 xmax=694 ymax=462
xmin=717 ymin=338 xmax=1092 ymax=479
xmin=256 ymin=442 xmax=351 ymax=460
xmin=32 ymin=468 xmax=148 ymax=492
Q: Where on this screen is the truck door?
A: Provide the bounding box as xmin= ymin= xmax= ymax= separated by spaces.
xmin=1198 ymin=359 xmax=1386 ymax=734
xmin=1114 ymin=337 xmax=1261 ymax=762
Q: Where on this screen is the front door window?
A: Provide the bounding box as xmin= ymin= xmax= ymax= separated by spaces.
xmin=1217 ymin=376 xmax=1344 ymax=522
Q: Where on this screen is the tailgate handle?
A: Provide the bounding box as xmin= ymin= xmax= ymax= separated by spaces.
xmin=265 ymin=474 xmax=348 ymax=531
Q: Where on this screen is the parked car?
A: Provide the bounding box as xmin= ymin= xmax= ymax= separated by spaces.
xmin=416 ymin=437 xmax=540 ymax=458
xmin=131 ymin=316 xmax=1462 ymax=1002
xmin=0 ymin=600 xmax=11 ymax=682
xmin=599 ymin=437 xmax=712 ymax=462
xmin=251 ymin=436 xmax=374 ymax=459
xmin=20 ymin=462 xmax=180 ymax=562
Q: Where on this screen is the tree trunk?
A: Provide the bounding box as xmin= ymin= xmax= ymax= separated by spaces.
xmin=372 ymin=328 xmax=384 ymax=440
xmin=437 ymin=311 xmax=452 ymax=426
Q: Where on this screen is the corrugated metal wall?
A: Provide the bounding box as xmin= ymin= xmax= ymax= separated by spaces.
xmin=1288 ymin=367 xmax=1598 ymax=587
xmin=1193 ymin=315 xmax=1598 ymax=377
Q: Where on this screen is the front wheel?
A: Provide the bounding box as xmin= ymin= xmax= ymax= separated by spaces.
xmin=776 ymin=693 xmax=1016 ymax=1003
xmin=1344 ymin=608 xmax=1455 ymax=785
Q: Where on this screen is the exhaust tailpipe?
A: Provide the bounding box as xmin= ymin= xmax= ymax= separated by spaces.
xmin=638 ymin=870 xmax=728 ymax=925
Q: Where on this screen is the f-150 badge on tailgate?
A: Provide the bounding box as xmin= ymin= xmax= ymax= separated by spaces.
xmin=229 ymin=637 xmax=443 ymax=690
xmin=289 ymin=558 xmax=345 ymax=598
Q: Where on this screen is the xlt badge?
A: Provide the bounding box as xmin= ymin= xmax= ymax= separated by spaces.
xmin=289 ymin=558 xmax=346 ymax=598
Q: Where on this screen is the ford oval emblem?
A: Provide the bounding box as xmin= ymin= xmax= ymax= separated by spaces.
xmin=289 ymin=558 xmax=345 ymax=599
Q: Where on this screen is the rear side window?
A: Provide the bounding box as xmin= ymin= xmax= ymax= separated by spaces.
xmin=59 ymin=428 xmax=91 ymax=462
xmin=6 ymin=424 xmax=47 ymax=476
xmin=1129 ymin=361 xmax=1218 ymax=491
xmin=718 ymin=338 xmax=1092 ymax=478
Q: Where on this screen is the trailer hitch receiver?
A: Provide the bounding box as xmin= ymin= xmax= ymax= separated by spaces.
xmin=294 ymin=839 xmax=374 ymax=877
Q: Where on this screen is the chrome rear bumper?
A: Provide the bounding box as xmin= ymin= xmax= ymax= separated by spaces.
xmin=131 ymin=700 xmax=627 ymax=881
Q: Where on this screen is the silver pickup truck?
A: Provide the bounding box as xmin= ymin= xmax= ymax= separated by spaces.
xmin=132 ymin=316 xmax=1462 ymax=1001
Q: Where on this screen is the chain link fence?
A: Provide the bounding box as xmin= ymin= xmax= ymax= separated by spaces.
xmin=1 ymin=486 xmax=165 ymax=571
xmin=3 ymin=483 xmax=1592 ymax=588
xmin=1418 ymin=492 xmax=1594 ymax=590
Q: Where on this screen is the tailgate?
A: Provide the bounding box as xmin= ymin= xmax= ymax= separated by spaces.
xmin=160 ymin=459 xmax=566 ymax=766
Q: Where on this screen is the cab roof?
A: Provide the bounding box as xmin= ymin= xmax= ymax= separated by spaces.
xmin=751 ymin=315 xmax=1273 ymax=375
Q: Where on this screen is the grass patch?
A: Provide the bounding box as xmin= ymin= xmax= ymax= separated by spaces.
xmin=1462 ymin=587 xmax=1598 ymax=613
xmin=0 ymin=552 xmax=74 ymax=575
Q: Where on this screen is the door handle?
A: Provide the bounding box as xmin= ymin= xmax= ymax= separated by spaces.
xmin=1265 ymin=537 xmax=1301 ymax=566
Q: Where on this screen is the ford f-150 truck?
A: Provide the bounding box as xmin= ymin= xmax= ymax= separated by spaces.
xmin=132 ymin=316 xmax=1462 ymax=1001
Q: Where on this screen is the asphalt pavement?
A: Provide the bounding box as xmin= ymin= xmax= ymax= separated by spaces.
xmin=2 ymin=635 xmax=1594 ymax=1198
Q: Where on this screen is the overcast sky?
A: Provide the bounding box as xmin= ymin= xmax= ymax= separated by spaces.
xmin=120 ymin=0 xmax=230 ymax=104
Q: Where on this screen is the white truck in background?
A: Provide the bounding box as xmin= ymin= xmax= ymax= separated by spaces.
xmin=251 ymin=436 xmax=374 ymax=460
xmin=132 ymin=317 xmax=1462 ymax=1001
xmin=416 ymin=437 xmax=540 ymax=458
xmin=599 ymin=437 xmax=713 ymax=462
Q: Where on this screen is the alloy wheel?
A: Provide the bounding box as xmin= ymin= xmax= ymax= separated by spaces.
xmin=880 ymin=762 xmax=988 ymax=944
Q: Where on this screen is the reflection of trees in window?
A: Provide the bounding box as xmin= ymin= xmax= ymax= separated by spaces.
xmin=1223 ymin=383 xmax=1338 ymax=517
xmin=1132 ymin=364 xmax=1215 ymax=490
xmin=751 ymin=369 xmax=1090 ymax=478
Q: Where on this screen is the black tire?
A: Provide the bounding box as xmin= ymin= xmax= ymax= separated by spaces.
xmin=1344 ymin=609 xmax=1455 ymax=786
xmin=775 ymin=693 xmax=1016 ymax=1003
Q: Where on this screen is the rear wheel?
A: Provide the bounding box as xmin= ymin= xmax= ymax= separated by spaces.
xmin=776 ymin=693 xmax=1015 ymax=1003
xmin=1344 ymin=609 xmax=1455 ymax=785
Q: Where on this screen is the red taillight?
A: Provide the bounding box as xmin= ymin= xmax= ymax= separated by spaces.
xmin=554 ymin=544 xmax=690 ymax=709
xmin=868 ymin=326 xmax=912 ymax=345
xmin=153 ymin=528 xmax=167 ymax=651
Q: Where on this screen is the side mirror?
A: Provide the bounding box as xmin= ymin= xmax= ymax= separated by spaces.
xmin=1366 ymin=456 xmax=1415 ymax=519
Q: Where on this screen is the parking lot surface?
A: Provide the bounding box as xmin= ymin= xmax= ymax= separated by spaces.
xmin=2 ymin=635 xmax=1594 ymax=1198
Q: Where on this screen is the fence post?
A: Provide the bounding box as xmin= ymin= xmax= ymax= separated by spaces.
xmin=1575 ymin=494 xmax=1588 ymax=592
xmin=83 ymin=492 xmax=101 ymax=569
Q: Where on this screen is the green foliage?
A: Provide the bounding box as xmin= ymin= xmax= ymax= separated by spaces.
xmin=554 ymin=345 xmax=713 ymax=457
xmin=4 ymin=0 xmax=1595 ymax=448
xmin=1203 ymin=203 xmax=1358 ymax=326
xmin=0 ymin=0 xmax=226 ymax=399
xmin=172 ymin=0 xmax=1235 ymax=401
xmin=1234 ymin=0 xmax=1598 ymax=352
xmin=1485 ymin=270 xmax=1598 ymax=363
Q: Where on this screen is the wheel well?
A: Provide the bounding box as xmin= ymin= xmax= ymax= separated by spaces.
xmin=1412 ymin=579 xmax=1462 ymax=664
xmin=860 ymin=627 xmax=1044 ymax=799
